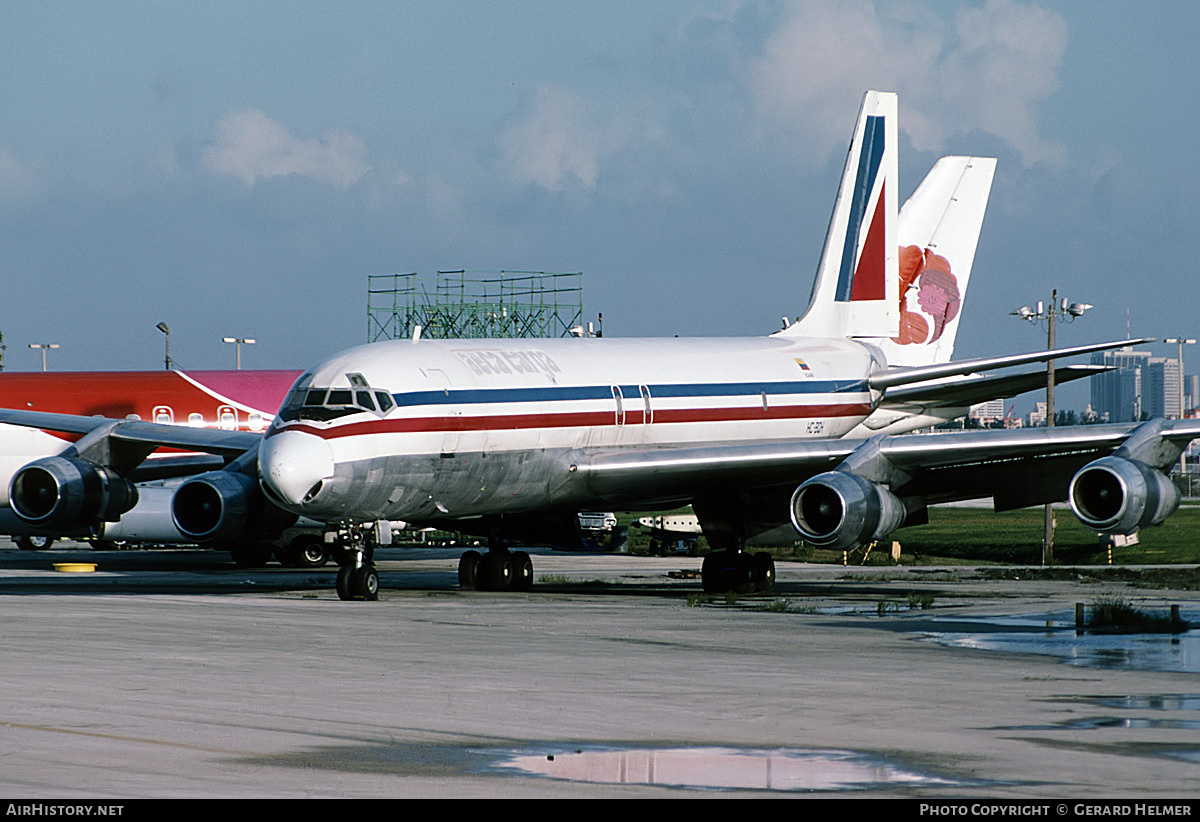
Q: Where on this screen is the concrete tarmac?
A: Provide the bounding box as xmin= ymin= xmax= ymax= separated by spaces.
xmin=1 ymin=540 xmax=1199 ymax=798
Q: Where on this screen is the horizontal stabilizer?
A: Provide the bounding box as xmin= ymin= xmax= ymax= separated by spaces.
xmin=869 ymin=339 xmax=1154 ymax=391
xmin=883 ymin=364 xmax=1110 ymax=408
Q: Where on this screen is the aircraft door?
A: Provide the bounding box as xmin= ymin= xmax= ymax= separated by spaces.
xmin=152 ymin=406 xmax=174 ymax=425
xmin=611 ymin=385 xmax=625 ymax=426
xmin=640 ymin=384 xmax=652 ymax=425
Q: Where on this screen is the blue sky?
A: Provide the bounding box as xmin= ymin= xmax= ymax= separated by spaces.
xmin=1 ymin=1 xmax=1197 ymax=412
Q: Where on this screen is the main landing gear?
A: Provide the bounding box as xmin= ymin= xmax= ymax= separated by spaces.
xmin=332 ymin=524 xmax=379 ymax=601
xmin=457 ymin=527 xmax=534 ymax=592
xmin=700 ymin=550 xmax=776 ymax=594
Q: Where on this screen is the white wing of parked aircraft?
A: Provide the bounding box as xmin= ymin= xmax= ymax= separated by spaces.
xmin=2 ymin=90 xmax=1196 ymax=602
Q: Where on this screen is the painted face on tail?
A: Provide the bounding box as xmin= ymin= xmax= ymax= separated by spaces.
xmin=892 ymin=245 xmax=961 ymax=346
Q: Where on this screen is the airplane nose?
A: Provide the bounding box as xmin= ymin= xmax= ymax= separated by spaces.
xmin=259 ymin=430 xmax=336 ymax=508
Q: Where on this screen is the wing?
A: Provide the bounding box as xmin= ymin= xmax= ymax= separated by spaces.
xmin=566 ymin=418 xmax=1200 ymax=550
xmin=0 ymin=408 xmax=258 ymax=471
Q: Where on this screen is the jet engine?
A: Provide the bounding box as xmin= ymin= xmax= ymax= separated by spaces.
xmin=172 ymin=470 xmax=294 ymax=544
xmin=9 ymin=456 xmax=138 ymax=531
xmin=1068 ymin=456 xmax=1180 ymax=535
xmin=790 ymin=471 xmax=906 ymax=550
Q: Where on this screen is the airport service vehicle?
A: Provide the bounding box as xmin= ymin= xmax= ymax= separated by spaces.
xmin=3 ymin=91 xmax=1195 ymax=602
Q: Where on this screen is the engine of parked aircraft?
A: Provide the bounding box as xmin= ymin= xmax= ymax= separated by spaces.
xmin=789 ymin=471 xmax=907 ymax=551
xmin=1069 ymin=456 xmax=1180 ymax=535
xmin=9 ymin=456 xmax=138 ymax=530
xmin=172 ymin=470 xmax=293 ymax=544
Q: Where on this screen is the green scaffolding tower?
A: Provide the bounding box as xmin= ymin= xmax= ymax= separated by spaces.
xmin=368 ymin=271 xmax=584 ymax=341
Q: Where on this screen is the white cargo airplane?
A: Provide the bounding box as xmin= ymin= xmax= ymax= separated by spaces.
xmin=3 ymin=91 xmax=1195 ymax=601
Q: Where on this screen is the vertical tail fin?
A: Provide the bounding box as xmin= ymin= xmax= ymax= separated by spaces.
xmin=876 ymin=155 xmax=996 ymax=366
xmin=782 ymin=90 xmax=898 ymax=340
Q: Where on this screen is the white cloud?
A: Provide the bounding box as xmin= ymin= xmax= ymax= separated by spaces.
xmin=202 ymin=109 xmax=370 ymax=188
xmin=496 ymin=85 xmax=619 ymax=192
xmin=743 ymin=0 xmax=1068 ymax=167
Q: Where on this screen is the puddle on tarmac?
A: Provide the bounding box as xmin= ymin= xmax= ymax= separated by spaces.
xmin=1004 ymin=694 xmax=1200 ymax=732
xmin=1085 ymin=694 xmax=1200 ymax=711
xmin=1007 ymin=716 xmax=1200 ymax=731
xmin=920 ymin=609 xmax=1200 ymax=673
xmin=494 ymin=745 xmax=968 ymax=792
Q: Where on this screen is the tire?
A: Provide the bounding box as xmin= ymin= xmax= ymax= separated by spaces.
xmin=732 ymin=552 xmax=755 ymax=594
xmin=702 ymin=552 xmax=753 ymax=594
xmin=752 ymin=552 xmax=776 ymax=593
xmin=15 ymin=535 xmax=53 ymax=551
xmin=701 ymin=553 xmax=725 ymax=593
xmin=458 ymin=550 xmax=481 ymax=590
xmin=289 ymin=535 xmax=329 ymax=568
xmin=336 ymin=566 xmax=352 ymax=601
xmin=348 ymin=565 xmax=379 ymax=601
xmin=479 ymin=552 xmax=514 ymax=591
xmin=511 ymin=550 xmax=534 ymax=591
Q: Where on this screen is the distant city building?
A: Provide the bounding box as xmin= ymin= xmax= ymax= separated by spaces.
xmin=1089 ymin=347 xmax=1184 ymax=422
xmin=969 ymin=398 xmax=1007 ymax=425
xmin=1143 ymin=357 xmax=1180 ymax=419
xmin=1028 ymin=401 xmax=1047 ymax=427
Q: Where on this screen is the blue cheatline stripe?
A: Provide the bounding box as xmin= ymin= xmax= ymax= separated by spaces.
xmin=834 ymin=114 xmax=885 ymax=302
xmin=391 ymin=379 xmax=870 ymax=409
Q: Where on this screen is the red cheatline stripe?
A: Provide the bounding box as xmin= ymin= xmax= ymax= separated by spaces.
xmin=273 ymin=403 xmax=872 ymax=440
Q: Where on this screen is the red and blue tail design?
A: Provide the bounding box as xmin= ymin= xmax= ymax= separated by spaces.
xmin=784 ymin=90 xmax=898 ymax=340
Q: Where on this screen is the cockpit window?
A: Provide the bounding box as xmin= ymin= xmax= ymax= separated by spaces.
xmin=277 ymin=375 xmax=394 ymax=422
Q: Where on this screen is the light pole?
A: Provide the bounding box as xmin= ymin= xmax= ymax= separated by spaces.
xmin=1164 ymin=337 xmax=1195 ymax=475
xmin=157 ymin=322 xmax=172 ymax=370
xmin=222 ymin=337 xmax=255 ymax=370
xmin=28 ymin=343 xmax=59 ymax=372
xmin=1011 ymin=290 xmax=1092 ymax=565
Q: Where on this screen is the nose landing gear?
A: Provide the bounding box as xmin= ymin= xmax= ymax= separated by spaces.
xmin=331 ymin=524 xmax=379 ymax=601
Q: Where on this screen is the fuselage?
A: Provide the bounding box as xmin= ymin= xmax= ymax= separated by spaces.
xmin=0 ymin=369 xmax=298 ymax=506
xmin=259 ymin=335 xmax=883 ymax=523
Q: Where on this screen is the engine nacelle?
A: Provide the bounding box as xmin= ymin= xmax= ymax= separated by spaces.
xmin=1069 ymin=456 xmax=1180 ymax=535
xmin=93 ymin=485 xmax=191 ymax=543
xmin=172 ymin=471 xmax=295 ymax=544
xmin=9 ymin=456 xmax=138 ymax=530
xmin=790 ymin=471 xmax=906 ymax=550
